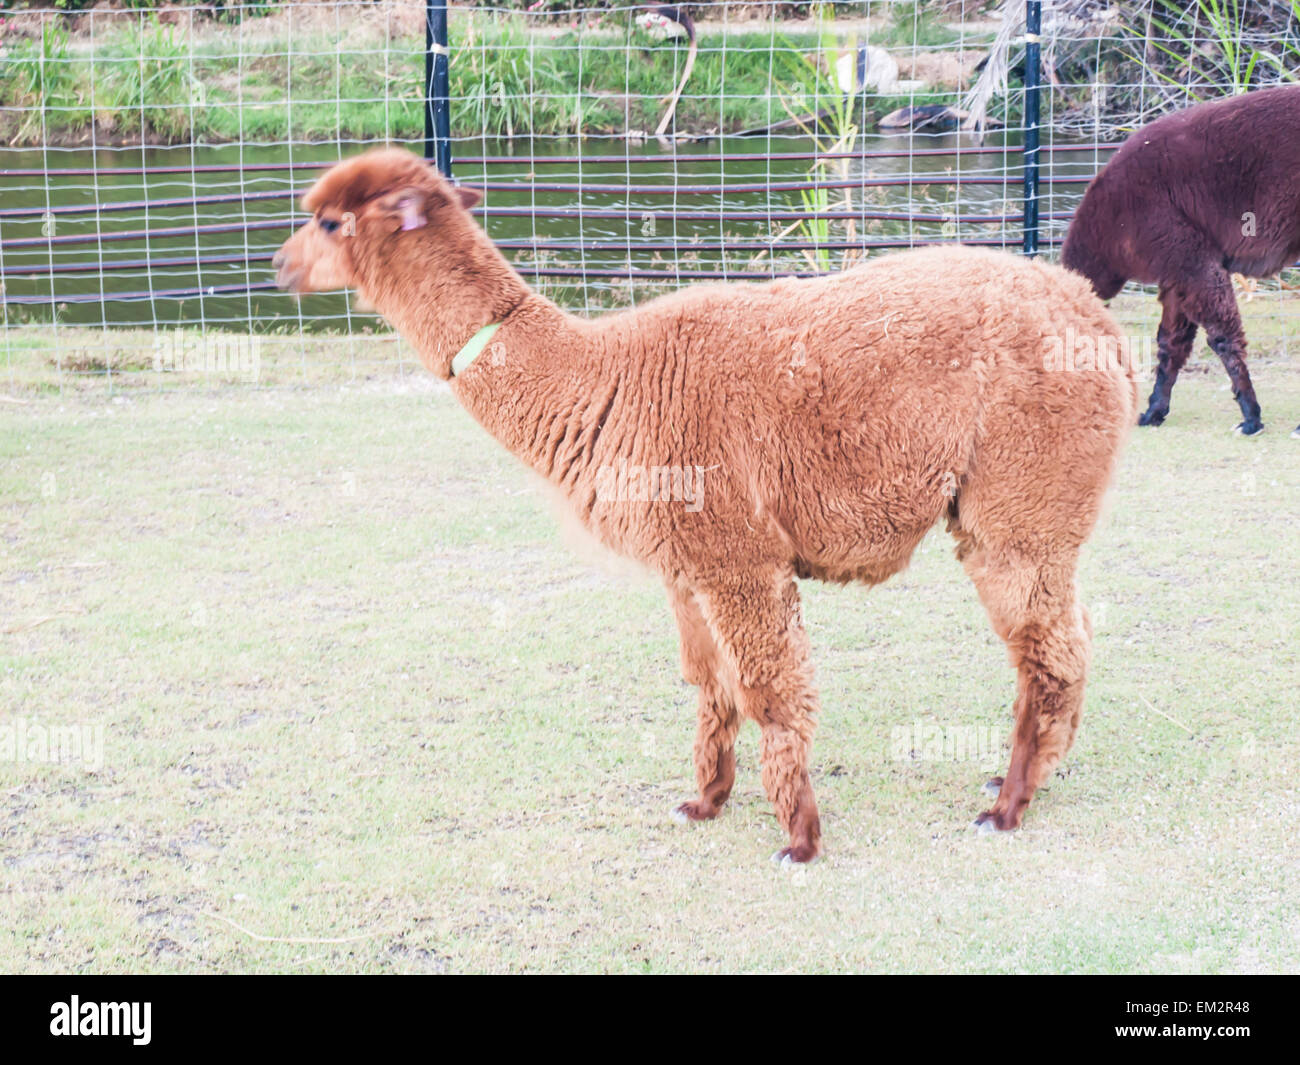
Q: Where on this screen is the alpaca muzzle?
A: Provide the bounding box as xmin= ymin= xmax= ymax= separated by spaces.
xmin=271 ymin=247 xmax=303 ymax=293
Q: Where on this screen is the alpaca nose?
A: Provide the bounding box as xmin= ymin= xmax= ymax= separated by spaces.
xmin=271 ymin=248 xmax=300 ymax=291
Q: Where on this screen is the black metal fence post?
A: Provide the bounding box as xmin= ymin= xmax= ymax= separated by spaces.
xmin=425 ymin=0 xmax=452 ymax=177
xmin=1023 ymin=0 xmax=1042 ymax=257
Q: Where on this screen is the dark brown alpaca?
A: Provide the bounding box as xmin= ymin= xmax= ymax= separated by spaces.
xmin=1062 ymin=86 xmax=1300 ymax=436
xmin=273 ymin=149 xmax=1137 ymax=863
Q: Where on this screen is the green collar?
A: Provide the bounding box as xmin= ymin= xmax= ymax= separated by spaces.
xmin=451 ymin=322 xmax=502 ymax=377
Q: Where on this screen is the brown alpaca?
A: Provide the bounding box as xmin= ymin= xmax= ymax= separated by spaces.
xmin=1062 ymin=86 xmax=1300 ymax=436
xmin=273 ymin=148 xmax=1138 ymax=863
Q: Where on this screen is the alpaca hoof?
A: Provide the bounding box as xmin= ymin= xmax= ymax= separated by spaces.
xmin=672 ymin=800 xmax=718 ymax=823
xmin=1292 ymin=425 xmax=1300 ymax=439
xmin=981 ymin=776 xmax=1004 ymax=799
xmin=1234 ymin=420 xmax=1265 ymax=436
xmin=1137 ymin=409 xmax=1166 ymax=427
xmin=972 ymin=811 xmax=1015 ymax=835
xmin=771 ymin=845 xmax=817 ymax=866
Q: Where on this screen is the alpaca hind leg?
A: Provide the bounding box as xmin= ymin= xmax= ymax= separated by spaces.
xmin=668 ymin=584 xmax=739 ymax=822
xmin=1181 ymin=268 xmax=1263 ymax=434
xmin=961 ymin=548 xmax=1091 ymax=832
xmin=1139 ymin=288 xmax=1197 ymax=427
xmin=696 ymin=571 xmax=821 ymax=863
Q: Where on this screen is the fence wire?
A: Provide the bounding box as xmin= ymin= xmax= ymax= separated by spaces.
xmin=0 ymin=0 xmax=1296 ymax=388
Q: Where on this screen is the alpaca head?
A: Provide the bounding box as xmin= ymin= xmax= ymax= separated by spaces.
xmin=272 ymin=148 xmax=483 ymax=296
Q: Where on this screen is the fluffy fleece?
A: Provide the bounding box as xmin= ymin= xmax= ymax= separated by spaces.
xmin=1062 ymin=85 xmax=1300 ymax=436
xmin=273 ymin=148 xmax=1138 ymax=863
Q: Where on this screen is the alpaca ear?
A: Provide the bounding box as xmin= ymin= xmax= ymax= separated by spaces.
xmin=454 ymin=186 xmax=482 ymax=210
xmin=376 ymin=187 xmax=429 ymax=231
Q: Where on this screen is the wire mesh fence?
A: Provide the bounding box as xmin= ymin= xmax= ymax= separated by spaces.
xmin=1 ymin=0 xmax=1296 ymax=390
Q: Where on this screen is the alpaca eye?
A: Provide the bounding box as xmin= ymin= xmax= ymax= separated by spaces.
xmin=319 ymin=218 xmax=341 ymax=234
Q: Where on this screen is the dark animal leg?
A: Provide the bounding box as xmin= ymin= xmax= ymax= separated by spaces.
xmin=1215 ymin=335 xmax=1264 ymax=435
xmin=668 ymin=583 xmax=739 ymax=822
xmin=1180 ymin=267 xmax=1264 ymax=435
xmin=1139 ymin=288 xmax=1197 ymax=427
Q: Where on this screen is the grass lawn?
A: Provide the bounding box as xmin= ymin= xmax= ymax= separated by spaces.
xmin=2 ymin=309 xmax=1299 ymax=973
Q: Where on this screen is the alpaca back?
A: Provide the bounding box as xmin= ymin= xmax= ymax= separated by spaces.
xmin=1063 ymin=86 xmax=1300 ymax=292
xmin=575 ymin=246 xmax=1134 ymax=580
xmin=1166 ymin=88 xmax=1300 ymax=275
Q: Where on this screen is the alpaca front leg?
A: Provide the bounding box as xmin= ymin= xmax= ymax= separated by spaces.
xmin=674 ymin=685 xmax=739 ymax=822
xmin=698 ymin=571 xmax=822 ymax=863
xmin=668 ymin=584 xmax=738 ymax=823
xmin=760 ymin=717 xmax=821 ymax=864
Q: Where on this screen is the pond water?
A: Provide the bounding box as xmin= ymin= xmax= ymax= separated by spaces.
xmin=0 ymin=130 xmax=1103 ymax=334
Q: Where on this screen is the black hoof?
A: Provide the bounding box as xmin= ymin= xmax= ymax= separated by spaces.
xmin=1291 ymin=425 xmax=1300 ymax=439
xmin=1234 ymin=419 xmax=1265 ymax=436
xmin=1138 ymin=409 xmax=1166 ymax=427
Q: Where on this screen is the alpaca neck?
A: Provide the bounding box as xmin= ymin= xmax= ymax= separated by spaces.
xmin=451 ymin=293 xmax=621 ymax=493
xmin=363 ymin=221 xmax=618 ymax=490
xmin=361 ymin=220 xmax=536 ymax=376
xmin=1062 ymin=195 xmax=1129 ymax=299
